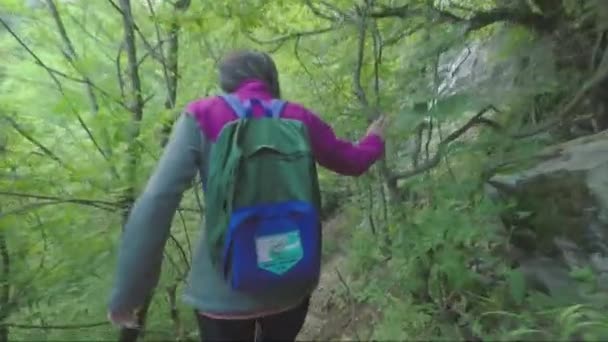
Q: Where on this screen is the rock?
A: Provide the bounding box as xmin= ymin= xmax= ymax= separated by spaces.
xmin=489 ymin=130 xmax=608 ymax=255
xmin=590 ymin=253 xmax=608 ymax=273
xmin=553 ymin=237 xmax=588 ymax=269
xmin=517 ymin=256 xmax=580 ymax=299
xmin=437 ymin=27 xmax=556 ymax=103
xmin=596 ymin=273 xmax=608 ymax=292
xmin=487 ymin=130 xmax=608 ymax=299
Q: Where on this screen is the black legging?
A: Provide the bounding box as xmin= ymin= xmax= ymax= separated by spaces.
xmin=195 ymin=297 xmax=310 ymax=342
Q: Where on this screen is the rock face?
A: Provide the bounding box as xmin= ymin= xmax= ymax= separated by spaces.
xmin=487 ymin=130 xmax=608 ymax=299
xmin=436 ymin=27 xmax=556 ymax=103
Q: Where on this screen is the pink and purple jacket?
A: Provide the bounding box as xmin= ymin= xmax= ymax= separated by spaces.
xmin=108 ymin=79 xmax=385 ymax=319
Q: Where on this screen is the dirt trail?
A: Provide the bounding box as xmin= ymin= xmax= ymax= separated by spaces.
xmin=296 ymin=213 xmax=375 ymax=341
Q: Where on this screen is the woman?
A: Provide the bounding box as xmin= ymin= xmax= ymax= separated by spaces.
xmin=108 ymin=50 xmax=386 ymax=341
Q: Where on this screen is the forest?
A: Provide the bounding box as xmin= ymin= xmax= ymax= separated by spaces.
xmin=1 ymin=0 xmax=608 ymax=340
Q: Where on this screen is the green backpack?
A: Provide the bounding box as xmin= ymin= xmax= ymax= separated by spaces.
xmin=203 ymin=94 xmax=322 ymax=294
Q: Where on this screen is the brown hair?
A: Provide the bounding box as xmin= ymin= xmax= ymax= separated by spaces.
xmin=218 ymin=50 xmax=281 ymax=98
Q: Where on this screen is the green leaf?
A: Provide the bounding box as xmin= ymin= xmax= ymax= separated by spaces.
xmin=507 ymin=269 xmax=527 ymax=305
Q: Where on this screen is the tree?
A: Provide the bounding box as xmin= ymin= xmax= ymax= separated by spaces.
xmin=1 ymin=0 xmax=607 ymax=340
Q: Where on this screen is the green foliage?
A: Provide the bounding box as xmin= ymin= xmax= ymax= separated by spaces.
xmin=1 ymin=0 xmax=605 ymax=340
xmin=344 ymin=121 xmax=607 ymax=340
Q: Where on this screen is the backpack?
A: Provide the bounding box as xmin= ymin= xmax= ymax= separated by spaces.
xmin=203 ymin=94 xmax=322 ymax=294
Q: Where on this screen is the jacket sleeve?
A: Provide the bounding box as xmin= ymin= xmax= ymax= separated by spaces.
xmin=304 ymin=110 xmax=385 ymax=176
xmin=108 ymin=113 xmax=201 ymax=312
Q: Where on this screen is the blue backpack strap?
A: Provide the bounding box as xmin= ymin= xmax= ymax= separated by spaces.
xmin=268 ymin=99 xmax=286 ymax=118
xmin=220 ymin=95 xmax=283 ymax=118
xmin=247 ymin=98 xmax=273 ymax=117
xmin=219 ymin=94 xmax=248 ymax=118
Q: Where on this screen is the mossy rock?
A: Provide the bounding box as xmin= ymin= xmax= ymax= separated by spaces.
xmin=488 ymin=130 xmax=608 ymax=256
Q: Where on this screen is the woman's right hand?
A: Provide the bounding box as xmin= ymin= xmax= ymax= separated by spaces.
xmin=366 ymin=115 xmax=387 ymax=139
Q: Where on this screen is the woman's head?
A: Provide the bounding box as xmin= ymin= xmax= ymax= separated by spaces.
xmin=218 ymin=50 xmax=281 ymax=98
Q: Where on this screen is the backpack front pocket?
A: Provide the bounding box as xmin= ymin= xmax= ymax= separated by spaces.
xmin=221 ymin=201 xmax=321 ymax=294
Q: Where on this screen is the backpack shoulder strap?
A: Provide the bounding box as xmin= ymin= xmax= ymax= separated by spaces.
xmin=268 ymin=99 xmax=287 ymax=118
xmin=220 ymin=94 xmax=286 ymax=119
xmin=219 ymin=94 xmax=248 ymax=118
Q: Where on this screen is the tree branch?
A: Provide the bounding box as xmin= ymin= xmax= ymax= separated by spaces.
xmin=0 ymin=321 xmax=108 ymax=330
xmin=0 ymin=191 xmax=198 ymax=215
xmin=303 ymin=0 xmax=345 ymax=21
xmin=165 ymin=0 xmax=190 ymax=110
xmin=118 ymin=0 xmax=146 ymax=221
xmin=169 ymin=234 xmax=190 ymax=273
xmin=391 ymin=106 xmax=500 ymax=182
xmin=460 ymin=7 xmax=554 ymax=32
xmin=46 ymin=0 xmax=120 ymax=169
xmin=0 ymin=17 xmax=109 ymax=162
xmin=513 ymin=47 xmax=608 ymax=138
xmin=149 ymin=0 xmax=191 ymax=146
xmin=66 ymin=12 xmax=117 ymax=60
xmin=411 ymin=121 xmax=430 ymax=169
xmin=335 ymin=267 xmax=360 ymax=340
xmin=116 ymin=1 xmax=149 ymax=340
xmin=2 ymin=116 xmax=67 ymax=168
xmin=0 ymin=191 xmax=118 ymax=206
xmin=370 ymin=4 xmax=554 ymax=33
xmin=353 ymin=8 xmax=370 ymax=114
xmin=105 ymin=0 xmax=166 ymax=62
xmin=0 ymin=201 xmax=105 ymax=218
xmin=369 ymin=4 xmax=423 ymax=19
xmin=46 ymin=0 xmax=100 ymax=114
xmin=0 ymin=231 xmax=10 ymax=341
xmin=193 ymin=180 xmax=205 ymax=213
xmin=245 ymin=26 xmax=337 ymax=52
xmin=144 ymin=0 xmax=172 ymax=107
xmin=0 ymin=191 xmax=119 ymax=211
xmin=176 ymin=209 xmax=192 ymax=261
xmin=166 ymin=283 xmax=182 ymax=338
xmin=383 ymin=23 xmax=425 ymax=46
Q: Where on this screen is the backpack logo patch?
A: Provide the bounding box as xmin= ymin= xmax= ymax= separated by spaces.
xmin=255 ymin=231 xmax=303 ymax=275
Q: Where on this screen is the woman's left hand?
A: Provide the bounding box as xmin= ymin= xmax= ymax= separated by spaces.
xmin=107 ymin=309 xmax=139 ymax=329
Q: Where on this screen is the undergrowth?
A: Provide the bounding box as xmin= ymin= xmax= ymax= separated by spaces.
xmin=338 ymin=140 xmax=608 ymax=341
